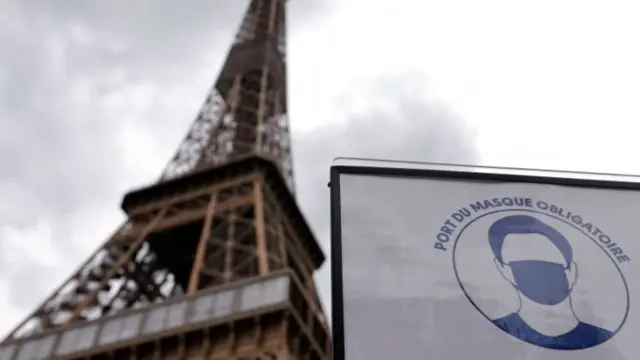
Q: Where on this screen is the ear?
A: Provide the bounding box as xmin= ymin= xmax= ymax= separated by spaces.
xmin=494 ymin=258 xmax=516 ymax=286
xmin=566 ymin=261 xmax=578 ymax=289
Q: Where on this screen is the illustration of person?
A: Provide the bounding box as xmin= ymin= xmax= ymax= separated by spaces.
xmin=488 ymin=214 xmax=613 ymax=350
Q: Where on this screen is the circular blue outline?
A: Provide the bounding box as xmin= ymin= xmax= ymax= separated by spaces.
xmin=452 ymin=208 xmax=630 ymax=350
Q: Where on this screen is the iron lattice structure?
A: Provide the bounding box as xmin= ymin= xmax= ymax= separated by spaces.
xmin=0 ymin=0 xmax=330 ymax=359
xmin=160 ymin=0 xmax=295 ymax=193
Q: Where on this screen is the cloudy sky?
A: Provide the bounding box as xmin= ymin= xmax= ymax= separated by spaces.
xmin=0 ymin=0 xmax=639 ymax=336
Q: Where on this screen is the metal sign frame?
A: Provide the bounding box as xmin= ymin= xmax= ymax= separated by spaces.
xmin=329 ymin=158 xmax=640 ymax=360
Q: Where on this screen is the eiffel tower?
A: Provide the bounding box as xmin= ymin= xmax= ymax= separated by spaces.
xmin=0 ymin=1 xmax=330 ymax=359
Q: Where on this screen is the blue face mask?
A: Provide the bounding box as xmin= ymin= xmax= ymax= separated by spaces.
xmin=509 ymin=260 xmax=571 ymax=305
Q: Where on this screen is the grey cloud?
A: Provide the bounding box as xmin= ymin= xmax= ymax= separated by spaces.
xmin=10 ymin=0 xmax=334 ymax=84
xmin=0 ymin=0 xmax=473 ymax=335
xmin=0 ymin=5 xmax=132 ymax=309
xmin=0 ymin=0 xmax=338 ymax=329
xmin=0 ymin=0 xmax=242 ymax=312
xmin=293 ymin=74 xmax=479 ymax=317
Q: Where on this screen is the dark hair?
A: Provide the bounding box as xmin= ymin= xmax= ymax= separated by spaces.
xmin=488 ymin=214 xmax=572 ymax=265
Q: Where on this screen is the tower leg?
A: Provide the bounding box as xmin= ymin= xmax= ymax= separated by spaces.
xmin=188 ymin=193 xmax=218 ymax=295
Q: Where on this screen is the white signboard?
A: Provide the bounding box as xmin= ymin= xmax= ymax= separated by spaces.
xmin=330 ymin=160 xmax=638 ymax=360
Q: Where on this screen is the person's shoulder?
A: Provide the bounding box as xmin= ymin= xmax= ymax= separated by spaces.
xmin=492 ymin=312 xmax=521 ymax=328
xmin=576 ymin=321 xmax=613 ymax=338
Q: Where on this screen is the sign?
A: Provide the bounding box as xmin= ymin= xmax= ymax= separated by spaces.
xmin=330 ymin=159 xmax=639 ymax=360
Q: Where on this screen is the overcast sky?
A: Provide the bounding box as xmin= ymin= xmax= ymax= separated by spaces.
xmin=0 ymin=0 xmax=639 ymax=336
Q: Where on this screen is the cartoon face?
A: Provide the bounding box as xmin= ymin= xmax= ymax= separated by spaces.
xmin=496 ymin=232 xmax=578 ymax=305
xmin=489 ymin=215 xmax=578 ymax=306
